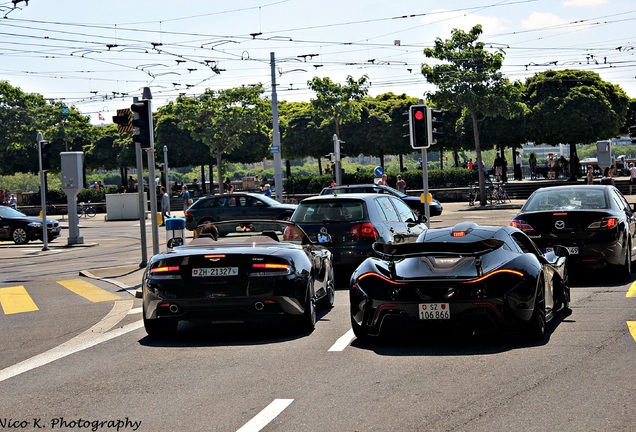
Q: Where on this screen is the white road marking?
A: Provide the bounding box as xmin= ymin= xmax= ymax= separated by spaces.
xmin=328 ymin=329 xmax=355 ymax=352
xmin=0 ymin=300 xmax=141 ymax=383
xmin=236 ymin=399 xmax=294 ymax=432
xmin=128 ymin=307 xmax=142 ymax=315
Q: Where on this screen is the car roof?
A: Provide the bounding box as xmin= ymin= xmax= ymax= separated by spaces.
xmin=300 ymin=193 xmax=389 ymax=203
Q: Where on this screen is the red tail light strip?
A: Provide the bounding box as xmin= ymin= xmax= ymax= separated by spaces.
xmin=461 ymin=269 xmax=524 ymax=284
xmin=358 ymin=272 xmax=407 ymax=285
xmin=150 ymin=266 xmax=180 ymax=274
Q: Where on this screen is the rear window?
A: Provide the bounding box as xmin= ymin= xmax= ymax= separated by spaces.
xmin=524 ymin=189 xmax=608 ymax=211
xmin=292 ymin=201 xmax=366 ymax=223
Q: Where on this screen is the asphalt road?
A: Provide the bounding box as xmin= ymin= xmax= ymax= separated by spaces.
xmin=1 ymin=201 xmax=635 ymax=431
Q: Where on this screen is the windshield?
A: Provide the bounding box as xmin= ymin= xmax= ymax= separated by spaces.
xmin=0 ymin=206 xmax=27 ymax=218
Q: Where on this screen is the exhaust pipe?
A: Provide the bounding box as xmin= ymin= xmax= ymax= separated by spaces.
xmin=254 ymin=302 xmax=265 ymax=311
xmin=169 ymin=304 xmax=179 ymax=314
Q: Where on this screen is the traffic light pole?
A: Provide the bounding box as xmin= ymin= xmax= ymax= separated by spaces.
xmin=135 ymin=141 xmax=148 ymax=268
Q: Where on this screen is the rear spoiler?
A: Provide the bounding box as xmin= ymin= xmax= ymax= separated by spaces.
xmin=372 ymin=239 xmax=505 ymax=260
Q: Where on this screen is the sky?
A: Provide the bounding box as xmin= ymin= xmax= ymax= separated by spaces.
xmin=1 ymin=0 xmax=635 ymax=125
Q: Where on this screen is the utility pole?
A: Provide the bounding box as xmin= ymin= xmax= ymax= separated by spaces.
xmin=270 ymin=52 xmax=284 ymax=202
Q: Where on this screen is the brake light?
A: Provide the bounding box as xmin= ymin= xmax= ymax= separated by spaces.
xmin=461 ymin=268 xmax=524 ymax=284
xmin=587 ymin=217 xmax=618 ymax=230
xmin=350 ymin=222 xmax=378 ymax=238
xmin=150 ymin=265 xmax=180 ymax=274
xmin=358 ymin=272 xmax=407 ymax=285
xmin=251 ymin=263 xmax=291 ymax=270
xmin=510 ymin=219 xmax=534 ymax=232
xmin=204 ymin=254 xmax=226 ymax=259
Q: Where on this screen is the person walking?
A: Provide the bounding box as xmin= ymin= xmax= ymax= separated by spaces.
xmin=629 ymin=163 xmax=636 ymax=195
xmin=586 ymin=165 xmax=594 ymax=185
xmin=377 ymin=174 xmax=388 ymax=185
xmin=263 ymin=184 xmax=272 ymax=197
xmin=529 ymin=153 xmax=537 ymax=180
xmin=395 ymin=175 xmax=406 ymax=193
xmin=160 ymin=186 xmax=170 ymax=226
xmin=9 ymin=194 xmax=17 ymax=210
xmin=181 ymin=185 xmax=191 ymax=211
xmin=514 ymin=151 xmax=523 ymax=181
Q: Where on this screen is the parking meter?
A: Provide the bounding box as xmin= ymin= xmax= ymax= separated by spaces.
xmin=165 ymin=217 xmax=185 ymax=249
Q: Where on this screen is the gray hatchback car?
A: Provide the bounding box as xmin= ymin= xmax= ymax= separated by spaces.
xmin=290 ymin=193 xmax=426 ymax=268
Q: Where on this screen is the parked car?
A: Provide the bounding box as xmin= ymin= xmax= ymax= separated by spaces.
xmin=319 ymin=183 xmax=443 ymax=217
xmin=510 ymin=185 xmax=636 ymax=280
xmin=290 ymin=193 xmax=426 ymax=268
xmin=350 ymin=222 xmax=570 ymax=341
xmin=0 ymin=205 xmax=61 ymax=245
xmin=142 ymin=220 xmax=334 ymax=337
xmin=184 ymin=193 xmax=297 ymax=233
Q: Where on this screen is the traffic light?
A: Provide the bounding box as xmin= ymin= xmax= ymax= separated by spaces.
xmin=112 ymin=108 xmax=133 ymax=133
xmin=130 ymin=100 xmax=151 ymax=148
xmin=40 ymin=140 xmax=50 ymax=171
xmin=409 ymin=104 xmax=430 ymax=149
xmin=430 ymin=109 xmax=444 ymax=145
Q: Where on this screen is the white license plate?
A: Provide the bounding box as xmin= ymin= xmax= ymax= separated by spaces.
xmin=419 ymin=303 xmax=450 ymax=320
xmin=546 ymin=246 xmax=579 ymax=255
xmin=192 ymin=267 xmax=238 ymax=277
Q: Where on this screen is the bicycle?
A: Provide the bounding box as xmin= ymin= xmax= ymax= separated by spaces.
xmin=78 ymin=202 xmax=96 ymax=218
xmin=491 ymin=182 xmax=511 ymax=204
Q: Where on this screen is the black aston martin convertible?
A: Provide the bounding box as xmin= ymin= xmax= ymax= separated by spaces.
xmin=350 ymin=222 xmax=570 ymax=341
xmin=142 ymin=220 xmax=335 ymax=337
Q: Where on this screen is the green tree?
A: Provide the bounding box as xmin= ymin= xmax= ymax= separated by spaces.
xmin=421 ymin=25 xmax=522 ymax=205
xmin=524 ymin=69 xmax=629 ymax=179
xmin=175 ymin=85 xmax=271 ymax=192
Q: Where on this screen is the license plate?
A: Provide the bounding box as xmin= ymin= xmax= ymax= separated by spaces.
xmin=546 ymin=246 xmax=579 ymax=255
xmin=192 ymin=267 xmax=238 ymax=277
xmin=419 ymin=303 xmax=450 ymax=320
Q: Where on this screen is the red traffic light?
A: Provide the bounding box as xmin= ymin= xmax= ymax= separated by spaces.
xmin=414 ymin=110 xmax=425 ymax=121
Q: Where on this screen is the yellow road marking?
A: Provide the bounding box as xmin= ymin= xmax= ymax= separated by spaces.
xmin=628 ymin=322 xmax=636 ymax=342
xmin=58 ymin=279 xmax=121 ymax=303
xmin=0 ymin=286 xmax=39 ymax=314
xmin=627 ymin=281 xmax=636 ymax=298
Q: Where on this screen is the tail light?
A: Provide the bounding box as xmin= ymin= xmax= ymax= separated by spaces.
xmin=350 ymin=222 xmax=378 ymax=238
xmin=150 ymin=265 xmax=180 ymax=274
xmin=510 ymin=219 xmax=534 ymax=232
xmin=251 ymin=262 xmax=292 ymax=275
xmin=588 ymin=217 xmax=618 ymax=230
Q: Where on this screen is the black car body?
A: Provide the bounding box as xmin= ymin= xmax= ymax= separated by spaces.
xmin=319 ymin=183 xmax=443 ymax=217
xmin=184 ymin=193 xmax=297 ymax=232
xmin=290 ymin=194 xmax=426 ymax=268
xmin=350 ymin=222 xmax=570 ymax=340
xmin=0 ymin=205 xmax=61 ymax=245
xmin=510 ymin=185 xmax=636 ymax=280
xmin=142 ymin=220 xmax=334 ymax=337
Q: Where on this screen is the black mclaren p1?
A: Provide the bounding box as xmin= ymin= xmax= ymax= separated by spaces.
xmin=142 ymin=220 xmax=335 ymax=337
xmin=350 ymin=222 xmax=570 ymax=341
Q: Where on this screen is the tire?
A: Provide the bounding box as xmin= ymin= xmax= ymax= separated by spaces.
xmin=351 ymin=316 xmax=371 ymax=342
xmin=143 ymin=315 xmax=178 ymax=338
xmin=320 ymin=268 xmax=335 ymax=309
xmin=297 ymin=286 xmax=316 ymax=333
xmin=11 ymin=227 xmax=29 ymax=245
xmin=86 ymin=207 xmax=96 ymax=218
xmin=524 ymin=276 xmax=546 ymax=341
xmin=617 ymin=243 xmax=632 ymax=282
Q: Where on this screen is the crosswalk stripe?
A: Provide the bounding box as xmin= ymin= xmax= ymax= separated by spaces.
xmin=58 ymin=279 xmax=122 ymax=303
xmin=0 ymin=286 xmax=39 ymax=314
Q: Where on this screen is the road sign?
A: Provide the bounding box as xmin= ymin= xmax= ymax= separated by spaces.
xmin=374 ymin=166 xmax=384 ymax=177
xmin=270 ymin=146 xmax=280 ymax=153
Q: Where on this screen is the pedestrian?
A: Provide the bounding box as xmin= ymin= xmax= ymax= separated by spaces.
xmin=396 ymin=175 xmax=406 ymax=193
xmin=601 ymin=166 xmax=615 ymax=185
xmin=493 ymin=152 xmax=503 ymax=181
xmin=9 ymin=194 xmax=17 ymax=210
xmin=263 ymin=184 xmax=272 ymax=197
xmin=328 ymin=179 xmax=336 ymax=188
xmin=181 ymin=185 xmax=191 ymax=211
xmin=160 ymin=186 xmax=170 ymax=226
xmin=467 ymin=158 xmax=474 ymax=170
xmin=377 ymin=174 xmax=388 ymax=185
xmin=586 ymin=165 xmax=594 ymax=185
xmin=529 ymin=153 xmax=537 ymax=180
xmin=514 ymin=151 xmax=523 ymax=181
xmin=629 ymin=163 xmax=636 ymax=195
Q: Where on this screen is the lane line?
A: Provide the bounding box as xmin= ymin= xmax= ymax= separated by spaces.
xmin=58 ymin=279 xmax=122 ymax=302
xmin=328 ymin=329 xmax=355 ymax=352
xmin=236 ymin=399 xmax=294 ymax=432
xmin=0 ymin=286 xmax=39 ymax=315
xmin=0 ymin=300 xmax=138 ymax=383
xmin=627 ymin=281 xmax=636 ymax=298
xmin=628 ymin=321 xmax=636 ymax=342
